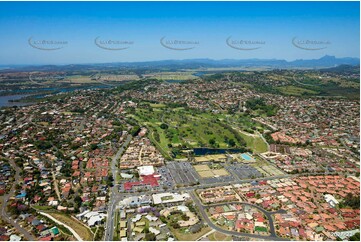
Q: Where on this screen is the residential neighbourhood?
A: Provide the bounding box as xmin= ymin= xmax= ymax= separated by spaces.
xmin=0 ymin=5 xmax=359 ymax=239
xmin=0 ymin=70 xmax=360 ymax=241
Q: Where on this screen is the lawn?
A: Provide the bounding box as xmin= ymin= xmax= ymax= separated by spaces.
xmin=47 ymin=212 xmax=93 ymax=241
xmin=134 ymin=106 xmax=257 ymax=158
xmin=32 ymin=205 xmax=54 ymax=211
xmin=238 ymin=132 xmax=268 ymax=153
xmin=143 ymin=72 xmax=200 ymax=81
xmin=113 ymin=209 xmax=120 ymax=240
xmin=170 ymin=226 xmax=212 ymax=241
xmin=277 ymin=85 xmax=319 ymax=96
xmin=208 ymin=231 xmax=232 ymax=241
xmin=149 ymin=103 xmax=166 ymax=108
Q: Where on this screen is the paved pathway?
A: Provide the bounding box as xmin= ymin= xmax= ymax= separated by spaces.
xmin=52 ymin=171 xmax=61 ymax=201
xmin=196 ymin=229 xmax=215 ymax=241
xmin=39 ymin=212 xmax=83 ymax=241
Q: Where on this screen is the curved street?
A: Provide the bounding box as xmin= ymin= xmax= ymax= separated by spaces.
xmin=190 ymin=191 xmax=289 ymax=241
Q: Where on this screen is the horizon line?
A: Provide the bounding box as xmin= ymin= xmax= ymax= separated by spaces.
xmin=1 ymin=55 xmax=360 ymax=67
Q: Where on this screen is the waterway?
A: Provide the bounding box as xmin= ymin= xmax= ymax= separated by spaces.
xmin=0 ymin=95 xmax=32 ymax=107
xmin=193 ymin=148 xmax=243 ymax=156
xmin=0 ymin=84 xmax=114 ymax=107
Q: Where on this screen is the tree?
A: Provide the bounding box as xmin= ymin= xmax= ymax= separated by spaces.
xmin=181 ymin=214 xmax=190 ymax=221
xmin=74 ymin=195 xmax=82 ymax=207
xmin=145 ymin=233 xmax=156 ymax=241
xmin=160 ymin=123 xmax=168 ymax=129
xmin=339 ymin=193 xmax=360 ymax=209
xmin=170 ymin=220 xmax=180 ymax=229
xmin=349 ymin=232 xmax=360 ymax=241
xmin=90 ymin=143 xmax=98 ymax=150
xmin=106 ymin=175 xmax=114 ymax=187
xmin=209 ymin=138 xmax=216 ymax=146
xmin=228 ymin=139 xmax=236 ymax=147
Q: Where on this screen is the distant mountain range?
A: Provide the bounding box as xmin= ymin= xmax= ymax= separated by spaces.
xmin=1 ymin=55 xmax=359 ymax=72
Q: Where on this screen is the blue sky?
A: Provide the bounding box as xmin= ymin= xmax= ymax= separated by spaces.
xmin=0 ymin=1 xmax=359 ymax=65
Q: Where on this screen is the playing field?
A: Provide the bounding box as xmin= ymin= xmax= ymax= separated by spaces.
xmin=198 ymin=170 xmax=214 ymax=178
xmin=193 ymin=164 xmax=229 ymax=178
xmin=193 ymin=164 xmax=210 ymax=171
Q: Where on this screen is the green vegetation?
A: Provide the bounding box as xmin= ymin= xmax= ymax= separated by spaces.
xmin=161 ymin=196 xmax=174 ymax=201
xmin=130 ymin=105 xmax=260 ymax=158
xmin=169 ymin=226 xmax=212 ymax=241
xmin=32 ymin=205 xmax=54 ymax=211
xmin=208 ymin=231 xmax=232 ymax=241
xmin=145 ymin=232 xmax=156 ymax=241
xmin=46 ymin=212 xmax=93 ymax=241
xmin=238 ymin=132 xmax=268 ymax=153
xmin=129 ymin=102 xmax=269 ymax=158
xmin=113 ymin=210 xmax=120 ymax=240
xmin=339 ymin=193 xmax=360 ymax=209
xmin=146 ymin=71 xmax=200 ymax=81
xmin=94 ymin=226 xmax=105 ymax=241
xmin=276 ymin=86 xmax=319 ymax=96
xmin=349 ymin=232 xmax=360 ymax=241
xmin=245 ymin=98 xmax=278 ymax=116
xmin=231 ymin=67 xmax=359 ymax=99
xmin=255 ymin=226 xmax=268 ymax=232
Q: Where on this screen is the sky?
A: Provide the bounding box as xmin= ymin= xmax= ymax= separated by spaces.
xmin=0 ymin=1 xmax=359 ymax=65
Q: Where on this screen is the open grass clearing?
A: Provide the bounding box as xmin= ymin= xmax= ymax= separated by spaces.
xmin=170 ymin=226 xmax=212 ymax=241
xmin=208 ymin=231 xmax=233 ymax=241
xmin=276 ymin=85 xmax=319 ymax=96
xmin=46 ymin=212 xmax=93 ymax=241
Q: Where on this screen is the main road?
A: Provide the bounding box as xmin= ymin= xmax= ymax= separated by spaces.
xmin=104 ymin=134 xmax=132 ymax=241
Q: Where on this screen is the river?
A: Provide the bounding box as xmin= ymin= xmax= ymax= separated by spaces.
xmin=0 ymin=95 xmax=33 ymax=107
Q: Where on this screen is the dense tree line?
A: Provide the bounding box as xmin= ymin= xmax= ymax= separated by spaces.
xmin=217 ymin=122 xmax=247 ymax=147
xmin=339 ymin=193 xmax=360 ymax=209
xmin=245 ymin=98 xmax=278 ymax=116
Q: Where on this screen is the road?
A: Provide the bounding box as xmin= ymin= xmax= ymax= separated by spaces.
xmin=0 ymin=160 xmax=36 ymax=241
xmin=292 ymin=73 xmax=318 ymax=87
xmin=189 ymin=191 xmax=289 ymax=241
xmin=104 ymin=134 xmax=132 ymax=241
xmin=111 ymin=169 xmax=347 ymax=240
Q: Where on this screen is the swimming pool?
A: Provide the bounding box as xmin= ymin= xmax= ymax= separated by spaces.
xmin=241 ymin=153 xmax=253 ymax=161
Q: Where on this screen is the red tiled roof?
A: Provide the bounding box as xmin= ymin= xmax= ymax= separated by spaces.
xmin=246 ymin=192 xmax=255 ymax=198
xmin=124 ymin=175 xmax=159 ymax=190
xmin=39 ymin=235 xmax=52 ymax=241
xmin=345 ymin=220 xmax=360 ymax=229
xmin=36 ymin=224 xmax=47 ymax=231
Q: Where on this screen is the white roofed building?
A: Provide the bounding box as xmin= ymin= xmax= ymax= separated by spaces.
xmin=137 ymin=166 xmax=155 ymax=176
